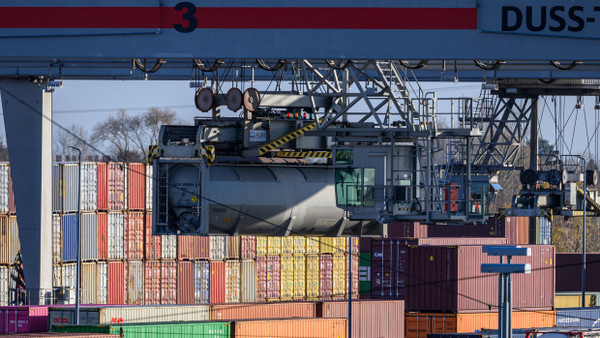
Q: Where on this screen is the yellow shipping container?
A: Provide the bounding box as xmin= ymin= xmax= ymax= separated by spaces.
xmin=256 ymin=236 xmax=268 ymax=256
xmin=293 ymin=237 xmax=306 ymax=255
xmin=406 ymin=311 xmax=556 ymax=338
xmin=306 ymin=237 xmax=320 ymax=255
xmin=293 ymin=255 xmax=306 ymax=299
xmin=555 ymin=294 xmax=596 ymax=308
xmin=334 ymin=238 xmax=347 ymax=255
xmin=306 ymin=254 xmax=320 ymax=299
xmin=332 ymin=254 xmax=346 ymax=299
xmin=280 ymin=255 xmax=294 ymax=300
xmin=268 ymin=237 xmax=282 ymax=255
xmin=281 ymin=237 xmax=294 ymax=255
xmin=319 ymin=237 xmax=336 ymax=254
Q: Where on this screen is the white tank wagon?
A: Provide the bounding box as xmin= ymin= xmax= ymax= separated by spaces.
xmin=153 ymin=161 xmax=380 ymax=236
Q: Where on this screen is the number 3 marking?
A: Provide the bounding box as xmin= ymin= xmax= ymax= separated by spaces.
xmin=174 ymin=2 xmax=197 ymax=33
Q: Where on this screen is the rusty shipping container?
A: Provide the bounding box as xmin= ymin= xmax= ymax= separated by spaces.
xmin=556 ymin=253 xmax=600 ymax=291
xmin=178 ymin=236 xmax=209 ymax=260
xmin=225 ymin=260 xmax=240 ymax=303
xmin=107 ymin=212 xmax=124 ymax=260
xmin=320 ymin=254 xmax=333 ymax=299
xmin=405 ymin=311 xmax=556 ymax=338
xmin=194 ymin=260 xmax=210 ymax=304
xmin=241 ymin=260 xmax=256 ymax=303
xmin=267 ymin=255 xmax=281 ymax=301
xmin=211 ymin=302 xmax=318 ymax=320
xmin=210 ymin=261 xmax=225 ymax=303
xmin=81 ymin=262 xmax=97 ymax=304
xmin=160 ymin=261 xmax=176 ymax=304
xmin=233 ymin=318 xmax=347 ymax=337
xmin=97 ymin=212 xmax=108 ymax=260
xmin=97 ymin=261 xmax=107 ymax=304
xmin=144 ymin=212 xmax=161 ymax=260
xmin=127 ymin=163 xmax=145 ymax=210
xmin=240 ymin=235 xmax=256 ymax=260
xmin=125 ymin=212 xmax=144 ymax=261
xmin=407 ymin=245 xmax=555 ymax=312
xmin=227 ymin=236 xmax=240 ymax=259
xmin=370 ymin=237 xmax=508 ymax=300
xmin=127 ymin=261 xmax=144 ymax=305
xmin=177 ymin=261 xmax=194 ymax=304
xmin=323 ymin=300 xmax=405 ymax=338
xmin=143 ymin=260 xmax=160 ymax=305
xmin=96 ymin=162 xmax=108 ymax=211
xmin=107 ymin=162 xmax=126 ymax=211
xmin=107 ymin=261 xmax=125 ymax=305
xmin=256 ymin=256 xmax=267 ymax=301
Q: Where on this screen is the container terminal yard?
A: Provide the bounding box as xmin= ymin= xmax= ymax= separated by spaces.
xmin=4 ymin=0 xmax=600 ymax=337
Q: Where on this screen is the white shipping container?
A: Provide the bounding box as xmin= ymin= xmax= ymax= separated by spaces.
xmin=81 ymin=262 xmax=97 ymax=304
xmin=97 ymin=261 xmax=108 ymax=304
xmin=161 ymin=235 xmax=177 ymax=260
xmin=0 ymin=164 xmax=9 ymax=214
xmin=81 ymin=162 xmax=98 ymax=212
xmin=52 ymin=264 xmax=62 ymax=287
xmin=108 ymin=212 xmax=124 ymax=260
xmin=240 ymin=260 xmax=256 ymax=303
xmin=0 ymin=265 xmax=8 ymax=306
xmin=225 ymin=260 xmax=240 ymax=303
xmin=49 ymin=305 xmax=210 ymax=328
xmin=61 ymin=263 xmax=76 ymax=304
xmin=145 ymin=164 xmax=152 ymax=211
xmin=194 ymin=260 xmax=209 ymax=304
xmin=62 ymin=164 xmax=79 ymax=213
xmin=210 ymin=236 xmax=227 ymax=261
xmin=52 ymin=215 xmax=61 ymax=264
xmin=128 ymin=261 xmax=144 ymax=305
xmin=8 ymin=217 xmax=19 ymax=264
xmin=81 ymin=213 xmax=98 ymax=261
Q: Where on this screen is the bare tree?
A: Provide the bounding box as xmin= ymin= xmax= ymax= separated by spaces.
xmin=53 ymin=124 xmax=92 ymax=160
xmin=130 ymin=107 xmax=179 ymax=160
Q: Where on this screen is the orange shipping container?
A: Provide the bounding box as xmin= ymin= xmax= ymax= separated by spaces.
xmin=211 ymin=302 xmax=317 ymax=320
xmin=127 ymin=163 xmax=146 ymax=210
xmin=144 ymin=260 xmax=160 ymax=305
xmin=97 ymin=212 xmax=108 ymax=260
xmin=233 ymin=318 xmax=347 ymax=337
xmin=125 ymin=212 xmax=144 ymax=261
xmin=107 ymin=261 xmax=125 ymax=304
xmin=405 ymin=311 xmax=556 ymax=338
xmin=177 ymin=261 xmax=194 ymax=304
xmin=160 ymin=261 xmax=176 ymax=304
xmin=143 ymin=212 xmax=161 ymax=260
xmin=322 ymin=300 xmax=405 ymax=338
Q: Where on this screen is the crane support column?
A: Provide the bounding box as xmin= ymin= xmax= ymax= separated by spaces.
xmin=0 ymin=79 xmax=53 ymax=304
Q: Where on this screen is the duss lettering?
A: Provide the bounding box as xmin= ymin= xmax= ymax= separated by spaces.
xmin=501 ymin=5 xmax=600 ymax=32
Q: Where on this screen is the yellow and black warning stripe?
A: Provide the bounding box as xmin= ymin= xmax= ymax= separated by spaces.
xmin=147 ymin=145 xmax=159 ymax=164
xmin=275 ymin=151 xmax=332 ymax=159
xmin=201 ymin=145 xmax=215 ymax=166
xmin=258 ymin=117 xmax=325 ymax=156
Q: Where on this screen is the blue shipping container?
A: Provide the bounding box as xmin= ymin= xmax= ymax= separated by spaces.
xmin=556 ymin=307 xmax=600 ymax=328
xmin=62 ymin=214 xmax=78 ymax=262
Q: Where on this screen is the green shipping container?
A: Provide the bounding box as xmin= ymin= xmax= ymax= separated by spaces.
xmin=359 ymin=252 xmax=371 ymax=295
xmin=53 ymin=321 xmax=231 ymax=337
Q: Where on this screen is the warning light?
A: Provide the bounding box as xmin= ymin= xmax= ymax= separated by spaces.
xmin=303 ymin=113 xmax=307 ymax=119
xmin=286 ymin=112 xmax=291 ymax=119
xmin=294 ymin=112 xmax=299 ymax=119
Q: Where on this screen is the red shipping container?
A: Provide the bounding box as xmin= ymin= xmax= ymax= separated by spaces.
xmin=320 ymin=254 xmax=333 ymax=299
xmin=210 ymin=261 xmax=225 ymax=303
xmin=108 ymin=162 xmax=126 ymax=211
xmin=97 ymin=162 xmax=108 ymax=211
xmin=125 ymin=212 xmax=144 ymax=261
xmin=107 ymin=261 xmax=125 ymax=304
xmin=556 ymin=253 xmax=600 ymax=292
xmin=256 ymin=256 xmax=267 ymax=301
xmin=406 ymin=245 xmax=555 ymax=312
xmin=97 ymin=212 xmax=108 ymax=260
xmin=144 ymin=260 xmax=161 ymax=305
xmin=160 ymin=261 xmax=176 ymax=304
xmin=0 ymin=306 xmax=49 ymax=334
xmin=267 ymin=255 xmax=281 ymax=300
xmin=144 ymin=212 xmax=161 ymax=260
xmin=388 ymin=222 xmax=428 ymax=238
xmin=128 ymin=163 xmax=145 ymax=211
xmin=241 ymin=236 xmax=256 ymax=260
xmin=178 ymin=236 xmax=210 ymax=260
xmin=177 ymin=261 xmax=194 ymax=304
xmin=227 ymin=236 xmax=240 ymax=259
xmin=505 ymin=216 xmax=529 ymax=245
